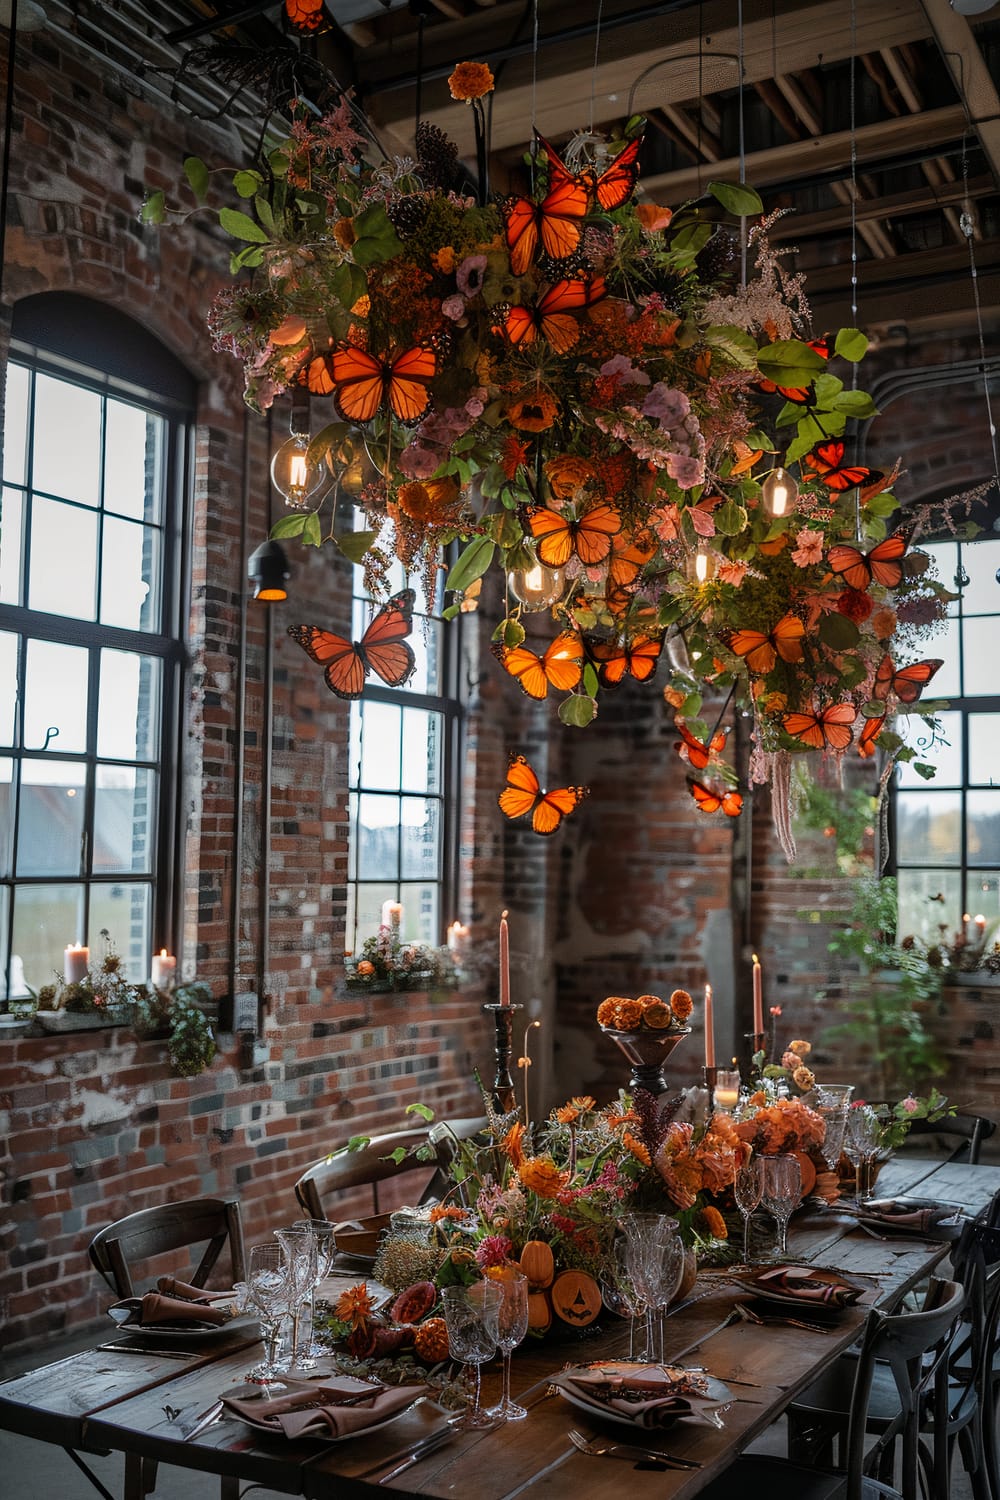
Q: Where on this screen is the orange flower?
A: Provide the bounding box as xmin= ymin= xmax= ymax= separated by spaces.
xmin=448 ymin=61 xmax=495 ymax=101
xmin=614 ymin=998 xmax=644 ymax=1030
xmin=501 ymin=1120 xmax=526 ymax=1169
xmin=789 ymin=1039 xmax=811 ymax=1056
xmin=636 ymin=203 xmax=673 ymax=233
xmin=793 ymin=1065 xmax=816 ymax=1091
xmin=872 ymin=606 xmax=897 ymax=640
xmin=545 ymin=455 xmax=596 ymax=500
xmin=597 ymin=997 xmax=624 ymax=1027
xmin=335 ymin=1282 xmax=376 ymax=1329
xmin=554 ymin=1095 xmax=596 ymax=1124
xmin=622 ymin=1131 xmax=651 ymax=1166
xmin=507 ymin=391 xmax=559 ymax=432
xmin=333 ymin=217 xmax=356 ymax=250
xmin=700 ymin=1205 xmax=728 ymax=1240
xmin=501 ymin=435 xmax=531 ymax=479
xmin=429 ymin=1204 xmax=469 ymax=1223
xmin=356 ymin=960 xmax=375 ymax=976
xmin=518 ymin=1155 xmax=569 ymax=1198
xmin=669 ymin=988 xmax=693 ymax=1022
xmin=643 ymin=999 xmax=672 ymax=1029
xmin=431 ymin=246 xmax=457 ymax=274
xmin=351 ymin=294 xmax=371 ymax=318
xmin=398 ymin=476 xmax=462 ymax=524
xmin=663 ymin=686 xmax=686 ymax=709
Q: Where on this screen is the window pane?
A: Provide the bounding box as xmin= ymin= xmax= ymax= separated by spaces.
xmin=0 ymin=632 xmax=18 ymax=746
xmin=28 ymin=496 xmax=99 ymax=620
xmin=23 ymin=639 xmax=88 ymax=754
xmin=923 ymin=541 xmax=960 ymax=612
xmin=98 ymin=651 xmax=161 ymax=761
xmin=347 ymin=792 xmax=359 ymax=879
xmin=401 ymin=799 xmax=440 ymax=880
xmin=896 ymin=868 xmax=962 ymax=943
xmin=104 ymin=400 xmax=164 ymax=523
xmin=399 ymin=881 xmax=439 ymax=946
xmin=357 ymin=793 xmax=400 ymax=879
xmin=403 ymin=619 xmax=442 ymax=695
xmin=2 ymin=362 xmax=29 ymax=486
xmin=0 ymin=489 xmax=24 ymax=605
xmin=895 ymin=710 xmax=962 ymax=788
xmin=0 ymin=756 xmax=12 ymax=877
xmin=100 ymin=516 xmax=159 ymax=631
xmin=32 ymin=374 xmax=101 ymax=506
xmin=359 ymin=702 xmax=401 ymax=789
xmin=89 ymin=882 xmax=151 ymax=981
xmin=344 ymin=885 xmax=357 ymax=956
xmin=94 ymin=766 xmax=155 ymax=873
xmin=12 ymin=882 xmax=85 ymax=995
xmin=900 ymin=614 xmax=960 ymax=696
xmin=969 ymin=715 xmax=1000 ymax=785
xmin=401 ymin=708 xmax=441 ymax=794
xmin=0 ymin=885 xmax=9 ymax=999
xmin=967 ymin=790 xmax=1000 ymax=864
xmin=16 ymin=759 xmax=87 ymax=875
xmin=896 ymin=789 xmax=962 ymax=865
xmin=348 ymin=704 xmax=362 ymax=783
xmin=354 ymin=884 xmax=395 ymax=941
xmin=962 ymin=617 xmax=1000 ymax=697
xmin=966 ymin=873 xmax=999 ymax=924
xmin=959 ymin=539 xmax=1000 ymax=616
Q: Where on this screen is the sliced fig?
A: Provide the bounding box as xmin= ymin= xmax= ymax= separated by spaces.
xmin=389 ymin=1280 xmax=437 ymax=1324
xmin=371 ymin=1326 xmax=406 ymax=1358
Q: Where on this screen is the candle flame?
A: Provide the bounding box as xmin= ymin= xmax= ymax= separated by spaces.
xmin=752 ymin=952 xmax=760 ymax=965
xmin=159 ymin=948 xmax=168 ymax=958
xmin=975 ymin=913 xmax=986 ymax=923
xmin=501 ymin=909 xmax=509 ymax=920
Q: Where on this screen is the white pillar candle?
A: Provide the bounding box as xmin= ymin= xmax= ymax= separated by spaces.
xmin=151 ymin=949 xmax=177 ymax=989
xmin=64 ymin=944 xmax=89 ymax=985
xmin=381 ymin=901 xmax=403 ymax=933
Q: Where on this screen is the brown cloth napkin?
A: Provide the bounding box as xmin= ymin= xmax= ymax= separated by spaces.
xmin=111 ymin=1292 xmax=229 ymax=1327
xmin=755 ymin=1266 xmax=861 ymax=1306
xmin=862 ymin=1201 xmax=953 ymax=1232
xmin=222 ymin=1380 xmax=424 ymax=1440
xmin=559 ymin=1366 xmax=709 ymax=1429
xmin=156 ymin=1276 xmax=232 ymax=1302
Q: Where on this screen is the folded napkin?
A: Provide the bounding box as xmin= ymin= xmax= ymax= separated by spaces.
xmin=156 ymin=1276 xmax=232 ymax=1302
xmin=111 ymin=1293 xmax=229 ymax=1327
xmin=862 ymin=1200 xmax=954 ymax=1232
xmin=754 ymin=1266 xmax=861 ymax=1306
xmin=556 ymin=1365 xmax=711 ymax=1429
xmin=222 ymin=1379 xmax=424 ymax=1440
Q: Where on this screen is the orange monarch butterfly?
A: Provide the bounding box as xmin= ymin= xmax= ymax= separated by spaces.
xmin=499 ymin=276 xmax=606 ymax=355
xmin=304 ymin=344 xmax=437 ymax=426
xmin=857 ymin=713 xmax=886 ymax=758
xmin=491 ymin=631 xmax=584 ymax=700
xmin=607 ymin=525 xmax=658 ymax=592
xmin=503 ymin=176 xmax=591 ymax=277
xmin=675 ymin=721 xmax=729 ymax=771
xmin=526 ymin=499 xmax=621 ymax=569
xmin=873 ymin=653 xmax=943 ymax=705
xmin=826 ymin=532 xmax=909 ymax=592
xmin=721 ymin=614 xmax=805 ymax=675
xmin=802 ymin=439 xmax=882 ymax=493
xmin=287 ymin=590 xmax=415 ymax=700
xmin=498 ymin=753 xmax=589 ymax=836
xmin=780 ymin=702 xmax=857 ymax=752
xmin=587 ymin=633 xmax=663 ymax=689
xmin=284 ymin=0 xmax=330 ymax=33
xmin=688 ymin=778 xmax=743 ymax=817
xmin=537 ymin=131 xmax=644 ymax=212
xmin=757 ymin=337 xmax=830 ymax=404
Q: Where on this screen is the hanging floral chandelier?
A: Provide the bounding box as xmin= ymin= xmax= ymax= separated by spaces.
xmin=155 ymin=62 xmax=955 ymax=849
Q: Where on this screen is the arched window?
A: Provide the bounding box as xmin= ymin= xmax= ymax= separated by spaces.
xmin=0 ymin=294 xmax=194 ymax=999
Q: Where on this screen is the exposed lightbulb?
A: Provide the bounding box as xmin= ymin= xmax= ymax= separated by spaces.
xmin=270 ymin=434 xmax=325 ymax=509
xmin=508 ymin=562 xmax=565 ymax=611
xmin=761 ymin=466 xmax=799 ymax=518
xmin=689 ymin=548 xmax=716 ymax=584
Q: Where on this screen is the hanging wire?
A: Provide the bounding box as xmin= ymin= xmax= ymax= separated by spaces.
xmin=737 ymin=0 xmax=747 ymax=286
xmin=414 ymin=11 xmax=424 ymax=137
xmin=588 ymin=0 xmax=605 ymax=133
xmin=0 ymin=0 xmax=19 ymax=312
xmin=848 ymin=0 xmax=859 ymax=341
xmin=958 ymin=107 xmax=1000 ymax=503
xmin=529 ymin=0 xmax=540 ymax=191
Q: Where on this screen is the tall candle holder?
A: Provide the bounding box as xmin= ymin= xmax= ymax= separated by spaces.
xmin=742 ymin=1031 xmax=766 ymax=1087
xmin=600 ymin=1026 xmax=691 ymax=1097
xmin=702 ymin=1064 xmax=718 ymax=1113
xmin=483 ymin=1003 xmax=523 ymax=1114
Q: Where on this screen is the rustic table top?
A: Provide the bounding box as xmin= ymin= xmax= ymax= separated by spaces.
xmin=3 ymin=1156 xmax=997 ymax=1500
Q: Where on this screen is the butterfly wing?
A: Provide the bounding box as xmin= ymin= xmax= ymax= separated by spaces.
xmin=781 ymin=702 xmax=857 ymax=751
xmin=675 ymin=721 xmax=728 ymax=770
xmin=722 ymin=628 xmax=776 ymax=675
xmin=288 ymin=623 xmax=367 ymax=700
xmin=803 ymin=439 xmax=879 ymax=492
xmin=285 ymin=0 xmax=328 ymax=33
xmin=594 ymin=135 xmax=643 ymax=211
xmin=329 ymin=346 xmax=386 ymax=425
xmin=772 ymin=613 xmax=806 ymax=664
xmin=537 ymin=175 xmax=591 ymax=263
xmin=573 ymin=499 xmax=621 ymax=566
xmin=608 ymin=526 xmax=657 ymax=590
xmin=302 ymin=352 xmax=336 ymax=396
xmin=535 ymin=276 xmax=606 ymax=353
xmin=492 ymin=642 xmax=548 ymax=700
xmin=503 ymin=303 xmax=540 ymax=348
xmin=866 ymin=532 xmax=908 ymax=589
xmin=359 ymin=589 xmax=416 ymax=688
xmin=527 ymin=506 xmax=575 ymax=569
xmin=385 ymin=345 xmax=436 ymax=425
xmin=858 ymin=713 xmax=886 ymax=758
xmin=688 ymin=778 xmax=743 ymax=817
xmin=826 ymin=543 xmax=871 ymax=592
xmin=504 ymin=197 xmax=541 ymax=277
xmin=532 ymin=783 xmax=588 ymax=835
xmin=891 ymin=658 xmax=943 ymax=704
xmin=542 ymin=632 xmax=585 ymax=692
xmin=873 ymin=653 xmax=896 ymax=701
xmin=498 ymin=753 xmax=542 ymax=820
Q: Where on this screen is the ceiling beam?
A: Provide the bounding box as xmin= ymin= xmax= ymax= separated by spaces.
xmin=812 ymin=271 xmax=1000 ymax=333
xmin=804 ymin=238 xmax=1000 ymax=299
xmin=919 ymin=0 xmax=1000 ymax=190
xmin=769 ymin=173 xmax=997 ymax=239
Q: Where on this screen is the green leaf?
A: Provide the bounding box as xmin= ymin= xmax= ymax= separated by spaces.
xmin=445 ymin=537 xmax=495 ymax=593
xmin=865 ymin=493 xmax=899 ymax=518
xmin=345 ymin=1134 xmax=371 ymax=1154
xmin=442 ymin=603 xmax=460 ymax=621
xmin=559 ymin=695 xmax=598 ymax=728
xmin=818 ymin=613 xmax=860 ymax=649
xmin=714 ymin=498 xmax=748 ymax=535
xmin=832 ymin=389 xmax=879 ymax=419
xmin=681 ymin=691 xmax=703 ymax=717
xmin=405 ymin=1101 xmax=435 ymax=1122
xmin=254 ymin=195 xmax=277 ymax=236
xmin=233 ymin=170 xmax=262 ymax=199
xmin=913 ymin=761 xmax=937 ymax=781
xmin=704 ymin=324 xmax=758 ymax=366
xmin=496 ymin=617 xmax=526 ymax=648
xmin=668 ymin=223 xmax=713 ymax=258
xmin=302 ymin=513 xmax=322 ymax=548
xmin=270 ymin=513 xmax=308 ymax=539
xmin=386 ymin=1147 xmax=408 ymax=1165
xmin=834 ymin=327 xmax=869 ymax=362
xmin=267 ymin=148 xmax=290 ymax=178
xmin=140 ymin=190 xmax=165 ymax=225
xmin=230 ymin=245 xmax=264 ymax=272
xmin=218 ymin=206 xmax=270 ymax=243
xmin=757 ymin=339 xmax=829 ymax=387
xmin=183 ymin=156 xmax=209 ymax=202
xmin=583 ymin=662 xmax=599 ymax=697
xmin=334 ymin=529 xmax=376 ymax=563
xmin=708 ymin=181 xmax=763 ymax=216
xmin=307 ymin=422 xmax=353 ymax=468
xmin=812 ymin=373 xmax=845 ymax=406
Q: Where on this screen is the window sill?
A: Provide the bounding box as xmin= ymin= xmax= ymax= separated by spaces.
xmin=34 ymin=1009 xmax=128 ymax=1033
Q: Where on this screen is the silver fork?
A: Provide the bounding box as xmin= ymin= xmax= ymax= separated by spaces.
xmin=567 ymin=1429 xmax=701 ymax=1469
xmin=735 ymin=1303 xmax=834 ymax=1334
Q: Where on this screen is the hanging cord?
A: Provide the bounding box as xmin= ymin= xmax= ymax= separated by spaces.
xmin=957 ymin=100 xmax=1000 ymax=502
xmin=737 ymin=0 xmax=747 ymax=287
xmin=529 ymin=0 xmax=540 ymax=192
xmin=847 ymin=0 xmax=862 ymax=541
xmin=588 ymin=0 xmax=605 ymax=134
xmin=0 ymin=0 xmax=19 ymax=313
xmin=414 ymin=11 xmax=424 ymax=136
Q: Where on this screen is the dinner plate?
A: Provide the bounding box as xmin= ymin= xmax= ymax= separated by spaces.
xmin=233 ymin=1391 xmax=429 ymax=1444
xmin=554 ymin=1361 xmax=731 ymax=1432
xmin=107 ymin=1307 xmax=256 ymax=1340
xmin=857 ymin=1197 xmax=964 ymax=1240
xmin=732 ymin=1264 xmax=866 ymax=1312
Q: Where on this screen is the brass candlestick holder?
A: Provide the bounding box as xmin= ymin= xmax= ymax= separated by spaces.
xmin=702 ymin=1064 xmax=718 ymax=1113
xmin=483 ymin=1003 xmax=523 ymax=1114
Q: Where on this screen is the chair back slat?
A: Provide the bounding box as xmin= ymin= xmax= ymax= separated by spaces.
xmin=904 ymin=1111 xmax=995 ymax=1164
xmin=88 ymin=1198 xmax=246 ymax=1297
xmin=294 ymin=1116 xmax=487 ymax=1221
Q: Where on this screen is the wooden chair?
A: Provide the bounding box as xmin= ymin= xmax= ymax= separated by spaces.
xmin=88 ymin=1197 xmax=246 ymax=1297
xmin=294 ymin=1115 xmax=487 ymax=1222
xmin=903 ymin=1111 xmax=995 ymax=1164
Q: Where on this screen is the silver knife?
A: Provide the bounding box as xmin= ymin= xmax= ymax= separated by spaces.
xmin=376 ymin=1424 xmax=460 ymax=1485
xmin=96 ymin=1343 xmax=198 ymax=1360
xmin=184 ymin=1401 xmax=225 ymax=1441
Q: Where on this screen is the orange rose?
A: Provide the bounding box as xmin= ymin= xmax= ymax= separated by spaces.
xmin=518 ymin=1155 xmax=569 ymax=1198
xmin=545 ymin=455 xmax=596 ymax=500
xmin=356 ymin=960 xmax=375 ymax=976
xmin=615 ymin=998 xmax=644 ymax=1030
xmin=507 ymin=392 xmax=559 ymax=432
xmin=642 ymin=1000 xmax=673 ymax=1029
xmin=448 ymin=61 xmax=495 ymax=101
xmin=669 ymin=988 xmax=693 ymax=1022
xmin=636 ymin=203 xmax=673 ymax=233
xmin=398 ymin=476 xmax=462 ymax=524
xmin=597 ymin=997 xmax=622 ymax=1027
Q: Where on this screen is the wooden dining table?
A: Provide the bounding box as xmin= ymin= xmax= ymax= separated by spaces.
xmin=3 ymin=1156 xmax=998 ymax=1500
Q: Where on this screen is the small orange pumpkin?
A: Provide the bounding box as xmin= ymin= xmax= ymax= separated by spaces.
xmin=550 ymin=1270 xmax=602 ymax=1328
xmin=519 ymin=1240 xmax=555 ymax=1289
xmin=413 ymin=1316 xmax=449 ymax=1363
xmin=527 ymin=1289 xmax=552 ymax=1332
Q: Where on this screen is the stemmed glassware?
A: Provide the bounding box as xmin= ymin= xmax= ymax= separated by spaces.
xmin=806 ymin=1084 xmax=854 ymax=1188
xmin=734 ymin=1157 xmax=764 ymax=1263
xmin=844 ymin=1105 xmax=888 ymax=1202
xmin=292 ymin=1218 xmax=338 ymax=1359
xmin=486 ymin=1268 xmax=530 ymax=1422
xmin=244 ymin=1243 xmax=294 ymax=1383
xmin=275 ymin=1225 xmax=319 ymax=1372
xmin=440 ymin=1282 xmax=503 ymax=1429
xmin=760 ymin=1154 xmax=802 ymax=1257
xmin=619 ymin=1212 xmax=683 ymax=1363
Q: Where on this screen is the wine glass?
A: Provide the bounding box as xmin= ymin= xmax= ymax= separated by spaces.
xmin=806 ymin=1084 xmax=854 ymax=1183
xmin=244 ymin=1243 xmax=294 ymax=1383
xmin=441 ymin=1282 xmax=503 ymax=1429
xmin=292 ymin=1217 xmax=338 ymax=1359
xmin=734 ymin=1157 xmax=764 ymax=1264
xmin=620 ymin=1212 xmax=681 ymax=1363
xmin=275 ymin=1225 xmax=319 ymax=1371
xmin=760 ymin=1154 xmax=802 ymax=1257
xmin=486 ymin=1268 xmax=530 ymax=1422
xmin=845 ymin=1105 xmax=886 ymax=1202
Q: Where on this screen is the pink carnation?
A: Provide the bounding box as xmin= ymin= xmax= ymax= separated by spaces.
xmin=901 ymin=1095 xmax=919 ymax=1114
xmin=791 ymin=528 xmax=825 ymax=567
xmin=475 ymin=1235 xmax=513 ymax=1269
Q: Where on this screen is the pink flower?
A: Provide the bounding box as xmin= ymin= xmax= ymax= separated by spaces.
xmin=901 ymin=1095 xmax=919 ymax=1114
xmin=790 ymin=528 xmax=825 ymax=567
xmin=398 ymin=443 xmax=443 ymax=479
xmin=456 ymin=254 xmax=487 ymax=297
xmin=475 ymin=1234 xmax=513 ymax=1268
xmin=441 ymin=294 xmax=466 ymax=322
xmin=717 ymin=560 xmax=748 ymax=587
xmin=644 ymin=383 xmax=691 ymax=426
xmin=600 ymin=355 xmax=650 ymax=386
xmin=666 ymin=452 xmax=705 ymax=489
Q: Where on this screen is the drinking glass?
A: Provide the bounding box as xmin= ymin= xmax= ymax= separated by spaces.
xmin=845 ymin=1105 xmax=886 ymax=1202
xmin=714 ymin=1069 xmax=742 ymax=1111
xmin=275 ymin=1226 xmax=319 ymax=1371
xmin=760 ymin=1154 xmax=801 ymax=1257
xmin=292 ymin=1218 xmax=338 ymax=1358
xmin=620 ymin=1212 xmax=682 ymax=1362
xmin=245 ymin=1243 xmax=293 ymax=1382
xmin=734 ymin=1157 xmax=764 ymax=1263
xmin=806 ymin=1084 xmax=854 ymax=1178
xmin=441 ymin=1282 xmax=503 ymax=1429
xmin=486 ymin=1268 xmax=530 ymax=1422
